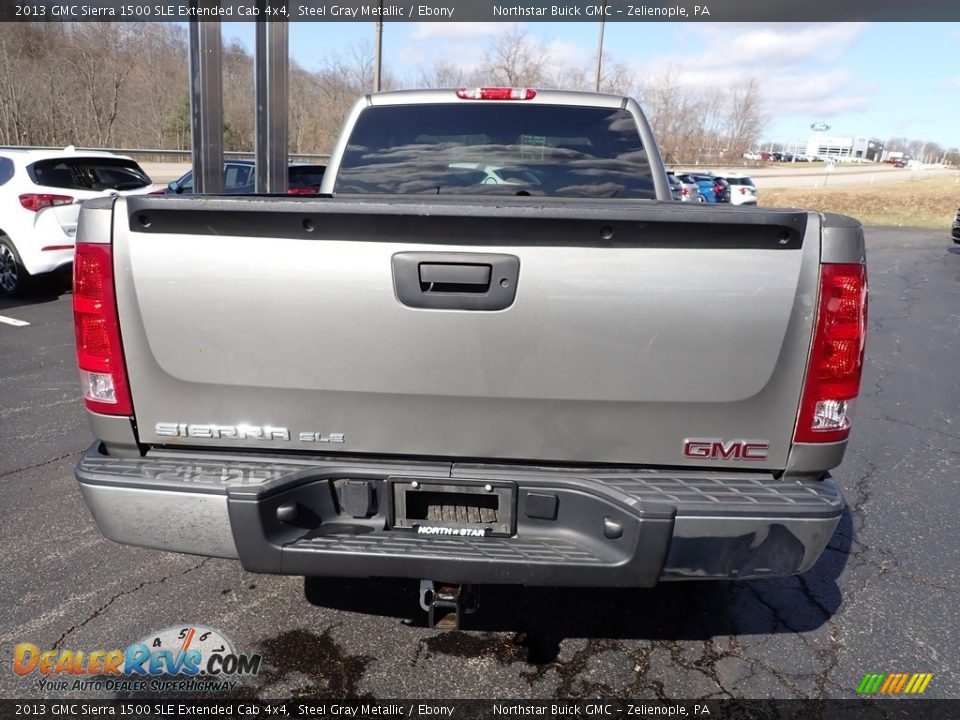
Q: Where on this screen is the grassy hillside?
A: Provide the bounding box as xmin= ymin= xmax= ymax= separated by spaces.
xmin=759 ymin=176 xmax=960 ymax=229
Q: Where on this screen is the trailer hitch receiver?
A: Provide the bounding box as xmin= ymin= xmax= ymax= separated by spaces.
xmin=419 ymin=580 xmax=478 ymax=630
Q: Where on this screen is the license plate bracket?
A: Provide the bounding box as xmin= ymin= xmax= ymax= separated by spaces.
xmin=390 ymin=480 xmax=515 ymax=537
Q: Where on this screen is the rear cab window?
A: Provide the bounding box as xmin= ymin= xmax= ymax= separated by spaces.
xmin=335 ymin=104 xmax=656 ymax=199
xmin=30 ymin=157 xmax=151 ymax=191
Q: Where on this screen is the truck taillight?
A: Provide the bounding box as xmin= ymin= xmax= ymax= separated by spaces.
xmin=794 ymin=263 xmax=867 ymax=443
xmin=456 ymin=87 xmax=536 ymax=100
xmin=73 ymin=243 xmax=133 ymax=416
xmin=20 ymin=193 xmax=74 ymax=212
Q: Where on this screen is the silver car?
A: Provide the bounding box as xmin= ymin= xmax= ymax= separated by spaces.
xmin=667 ymin=171 xmax=704 ymax=202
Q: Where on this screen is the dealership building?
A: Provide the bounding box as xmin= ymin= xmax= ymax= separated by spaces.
xmin=805 ymin=132 xmax=883 ymax=161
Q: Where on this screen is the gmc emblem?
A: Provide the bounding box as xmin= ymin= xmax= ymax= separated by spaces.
xmin=683 ymin=438 xmax=770 ymax=461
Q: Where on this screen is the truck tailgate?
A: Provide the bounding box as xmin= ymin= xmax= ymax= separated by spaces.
xmin=112 ymin=196 xmax=819 ymax=470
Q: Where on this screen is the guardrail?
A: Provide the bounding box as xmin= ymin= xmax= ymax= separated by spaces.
xmin=8 ymin=146 xmax=943 ymax=173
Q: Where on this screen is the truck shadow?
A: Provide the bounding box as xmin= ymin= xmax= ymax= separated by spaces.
xmin=0 ymin=271 xmax=71 ymax=311
xmin=304 ymin=507 xmax=852 ymax=663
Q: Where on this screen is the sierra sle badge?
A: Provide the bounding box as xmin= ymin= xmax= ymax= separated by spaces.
xmin=155 ymin=423 xmax=344 ymax=443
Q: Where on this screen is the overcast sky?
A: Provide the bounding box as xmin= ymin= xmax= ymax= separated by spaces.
xmin=223 ymin=21 xmax=960 ymax=149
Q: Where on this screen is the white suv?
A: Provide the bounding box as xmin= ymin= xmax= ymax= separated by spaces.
xmin=719 ymin=173 xmax=758 ymax=205
xmin=0 ymin=148 xmax=159 ymax=296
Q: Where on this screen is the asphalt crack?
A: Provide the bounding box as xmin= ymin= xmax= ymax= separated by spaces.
xmin=663 ymin=639 xmax=737 ymax=699
xmin=867 ymin=414 xmax=960 ymax=445
xmin=797 ymin=574 xmax=837 ymax=623
xmin=744 ymin=583 xmax=806 ymax=635
xmin=842 ymin=450 xmax=954 ymax=593
xmin=550 ymin=638 xmax=625 ymax=698
xmin=51 ymin=558 xmax=212 ymax=650
xmin=0 ymin=448 xmax=86 ymax=480
xmin=722 ymin=642 xmax=810 ymax=699
xmin=811 ymin=619 xmax=843 ymax=698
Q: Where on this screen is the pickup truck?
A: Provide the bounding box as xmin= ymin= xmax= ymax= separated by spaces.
xmin=73 ymin=89 xmax=866 ymax=619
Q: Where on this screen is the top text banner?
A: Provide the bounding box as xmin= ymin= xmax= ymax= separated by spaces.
xmin=3 ymin=0 xmax=959 ymax=22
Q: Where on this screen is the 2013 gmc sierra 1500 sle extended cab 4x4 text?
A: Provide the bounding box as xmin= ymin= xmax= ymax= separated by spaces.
xmin=72 ymin=88 xmax=866 ymax=622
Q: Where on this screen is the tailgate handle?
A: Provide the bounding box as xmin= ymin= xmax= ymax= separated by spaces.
xmin=419 ymin=263 xmax=491 ymax=293
xmin=393 ymin=252 xmax=520 ymax=311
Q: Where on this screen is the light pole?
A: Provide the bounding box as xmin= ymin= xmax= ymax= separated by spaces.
xmin=373 ymin=2 xmax=383 ymax=92
xmin=594 ymin=1 xmax=607 ymax=92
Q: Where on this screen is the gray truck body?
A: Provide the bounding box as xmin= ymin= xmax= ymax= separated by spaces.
xmin=74 ymin=90 xmax=864 ymax=587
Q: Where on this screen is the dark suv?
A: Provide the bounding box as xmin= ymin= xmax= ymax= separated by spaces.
xmin=952 ymin=206 xmax=959 ymax=243
xmin=711 ymin=177 xmax=731 ymax=203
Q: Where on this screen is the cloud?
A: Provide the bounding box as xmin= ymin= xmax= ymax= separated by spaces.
xmin=631 ymin=23 xmax=869 ymax=91
xmin=542 ymin=38 xmax=594 ymax=69
xmin=765 ymin=70 xmax=870 ymax=115
xmin=627 ymin=23 xmax=873 ymax=130
xmin=634 ymin=62 xmax=870 ymax=116
xmin=891 ymin=116 xmax=936 ymax=136
xmin=400 ymin=22 xmax=528 ymax=72
xmin=685 ymin=22 xmax=868 ymax=71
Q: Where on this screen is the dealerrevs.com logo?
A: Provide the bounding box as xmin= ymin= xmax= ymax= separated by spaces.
xmin=14 ymin=625 xmax=261 ymax=693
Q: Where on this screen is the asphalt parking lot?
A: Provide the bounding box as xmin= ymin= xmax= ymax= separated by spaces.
xmin=0 ymin=227 xmax=957 ymax=700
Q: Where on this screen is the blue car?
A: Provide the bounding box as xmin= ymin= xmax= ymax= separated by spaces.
xmin=675 ymin=173 xmax=730 ymax=203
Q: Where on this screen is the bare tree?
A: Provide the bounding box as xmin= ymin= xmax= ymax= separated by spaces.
xmin=295 ymin=41 xmax=400 ymax=153
xmin=132 ymin=24 xmax=188 ymax=148
xmin=0 ymin=26 xmax=31 ymax=144
xmin=905 ymin=139 xmax=925 ymax=159
xmin=289 ymin=63 xmax=319 ymax=154
xmin=920 ymin=141 xmax=943 ymax=163
xmin=480 ymin=27 xmax=546 ymax=86
xmin=67 ymin=23 xmax=141 ymax=146
xmin=885 ymin=137 xmax=908 ymax=152
xmin=722 ymin=78 xmax=768 ymax=157
xmin=221 ymin=39 xmax=254 ymax=151
xmin=413 ymin=59 xmax=473 ymax=89
xmin=636 ymin=70 xmax=729 ymax=164
xmin=595 ymin=56 xmax=634 ymax=95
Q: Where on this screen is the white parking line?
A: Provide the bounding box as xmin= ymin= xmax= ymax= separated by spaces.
xmin=0 ymin=314 xmax=30 ymax=327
